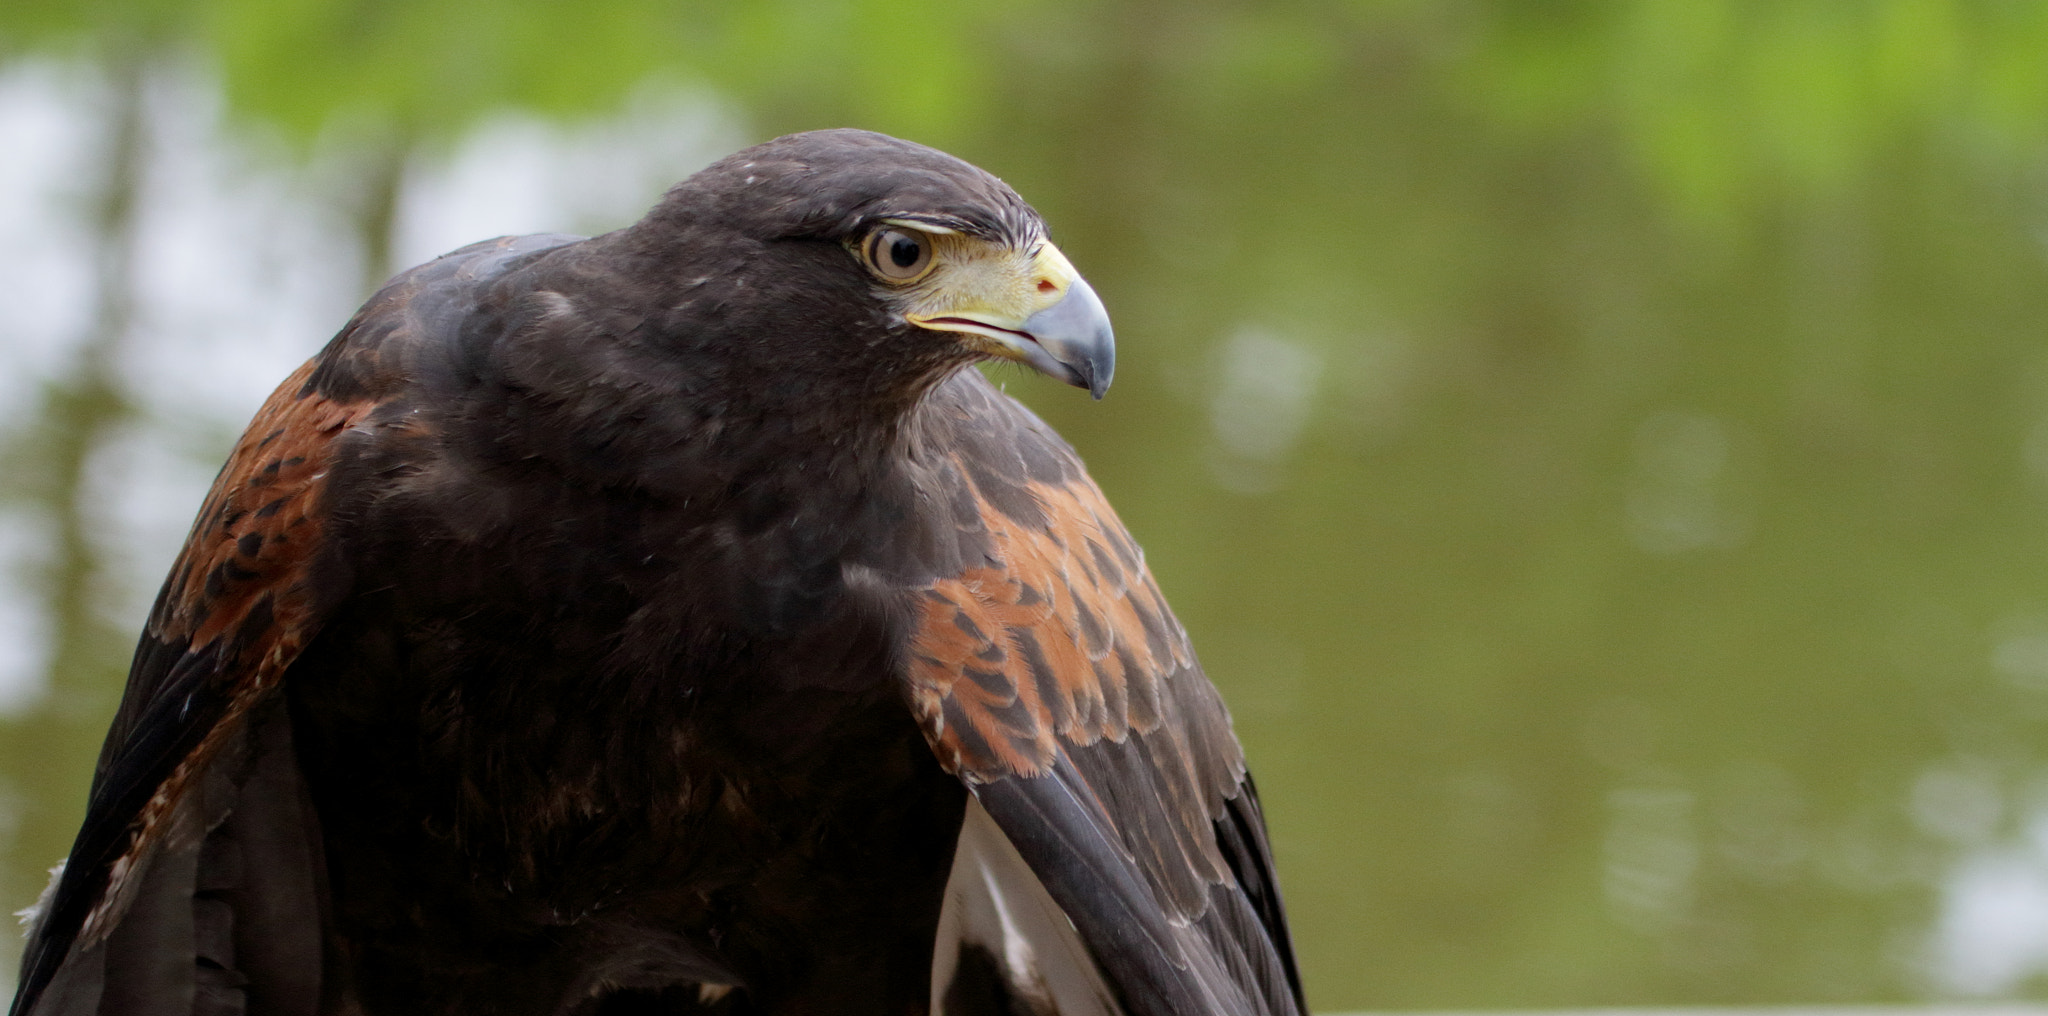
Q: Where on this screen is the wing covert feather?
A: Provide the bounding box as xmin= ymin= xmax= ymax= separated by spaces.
xmin=904 ymin=374 xmax=1305 ymax=1016
xmin=12 ymin=232 xmax=584 ymax=1016
xmin=13 ymin=362 xmax=371 ymax=1016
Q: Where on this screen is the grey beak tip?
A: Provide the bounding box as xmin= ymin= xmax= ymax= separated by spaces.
xmin=1088 ymin=364 xmax=1113 ymax=400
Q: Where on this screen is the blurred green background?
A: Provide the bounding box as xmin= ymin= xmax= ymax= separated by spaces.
xmin=7 ymin=0 xmax=2048 ymax=1009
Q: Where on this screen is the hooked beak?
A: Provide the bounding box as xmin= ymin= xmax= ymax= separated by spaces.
xmin=1014 ymin=278 xmax=1115 ymax=399
xmin=903 ymin=241 xmax=1116 ymax=399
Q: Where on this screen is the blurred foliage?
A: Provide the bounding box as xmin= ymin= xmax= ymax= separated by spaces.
xmin=7 ymin=0 xmax=2048 ymax=1009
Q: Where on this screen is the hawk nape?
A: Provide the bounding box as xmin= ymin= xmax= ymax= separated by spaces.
xmin=11 ymin=129 xmax=1304 ymax=1016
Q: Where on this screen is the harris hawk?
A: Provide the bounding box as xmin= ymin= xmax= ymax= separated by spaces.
xmin=10 ymin=130 xmax=1303 ymax=1016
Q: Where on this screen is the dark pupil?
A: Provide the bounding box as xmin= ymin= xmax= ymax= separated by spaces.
xmin=889 ymin=236 xmax=921 ymax=269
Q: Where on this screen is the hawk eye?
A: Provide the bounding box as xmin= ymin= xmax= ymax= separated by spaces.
xmin=863 ymin=228 xmax=934 ymax=282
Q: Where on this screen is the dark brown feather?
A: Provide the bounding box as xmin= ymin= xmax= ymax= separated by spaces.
xmin=150 ymin=359 xmax=367 ymax=652
xmin=106 ymin=361 xmax=368 ymax=908
xmin=15 ymin=365 xmax=371 ymax=1016
xmin=903 ymin=378 xmax=1304 ymax=1016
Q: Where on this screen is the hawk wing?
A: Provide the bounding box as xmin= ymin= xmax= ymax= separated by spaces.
xmin=11 ymin=361 xmax=369 ymax=1016
xmin=907 ymin=374 xmax=1304 ymax=1016
xmin=10 ymin=235 xmax=576 ymax=1016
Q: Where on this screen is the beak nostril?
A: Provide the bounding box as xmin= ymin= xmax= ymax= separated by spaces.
xmin=1036 ymin=279 xmax=1057 ymax=294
